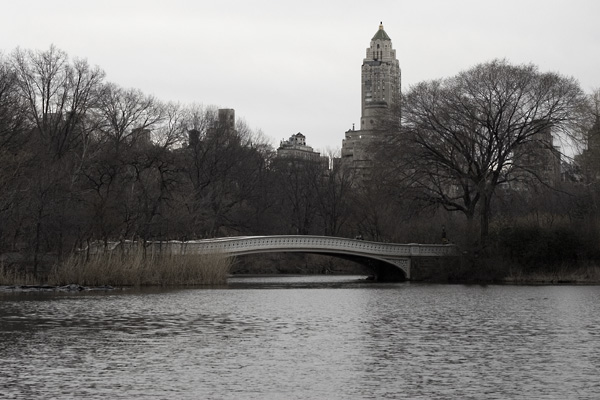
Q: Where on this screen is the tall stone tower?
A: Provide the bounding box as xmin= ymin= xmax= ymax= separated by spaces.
xmin=341 ymin=22 xmax=401 ymax=178
xmin=360 ymin=22 xmax=401 ymax=130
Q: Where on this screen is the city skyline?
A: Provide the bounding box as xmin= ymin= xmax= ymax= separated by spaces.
xmin=2 ymin=0 xmax=599 ymax=152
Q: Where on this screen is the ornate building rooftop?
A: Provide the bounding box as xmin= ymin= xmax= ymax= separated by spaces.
xmin=372 ymin=22 xmax=391 ymax=41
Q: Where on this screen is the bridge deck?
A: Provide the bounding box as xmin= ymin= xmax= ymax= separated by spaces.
xmin=148 ymin=235 xmax=457 ymax=258
xmin=88 ymin=235 xmax=459 ymax=280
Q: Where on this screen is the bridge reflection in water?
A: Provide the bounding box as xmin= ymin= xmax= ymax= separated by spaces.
xmin=140 ymin=236 xmax=459 ymax=281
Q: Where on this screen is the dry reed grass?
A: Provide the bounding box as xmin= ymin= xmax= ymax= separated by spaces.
xmin=0 ymin=264 xmax=42 ymax=286
xmin=46 ymin=246 xmax=232 ymax=287
xmin=504 ymin=263 xmax=600 ymax=284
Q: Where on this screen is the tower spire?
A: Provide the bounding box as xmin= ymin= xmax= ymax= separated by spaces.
xmin=372 ymin=22 xmax=391 ymax=41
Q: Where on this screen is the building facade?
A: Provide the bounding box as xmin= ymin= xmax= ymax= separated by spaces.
xmin=189 ymin=108 xmax=236 ymax=147
xmin=341 ymin=22 xmax=401 ymax=179
xmin=576 ymin=117 xmax=600 ymax=182
xmin=511 ymin=122 xmax=562 ymax=189
xmin=277 ymin=132 xmax=328 ymax=167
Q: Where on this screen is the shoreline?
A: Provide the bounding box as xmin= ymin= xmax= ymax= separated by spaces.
xmin=0 ymin=284 xmax=117 ymax=292
xmin=2 ymin=273 xmax=600 ymax=293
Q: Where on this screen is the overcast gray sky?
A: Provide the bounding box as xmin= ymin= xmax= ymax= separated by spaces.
xmin=2 ymin=0 xmax=599 ymax=152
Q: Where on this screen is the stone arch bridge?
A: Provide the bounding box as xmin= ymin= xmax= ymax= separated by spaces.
xmin=135 ymin=235 xmax=459 ymax=281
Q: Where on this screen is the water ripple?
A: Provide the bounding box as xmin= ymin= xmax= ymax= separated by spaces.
xmin=1 ymin=279 xmax=600 ymax=399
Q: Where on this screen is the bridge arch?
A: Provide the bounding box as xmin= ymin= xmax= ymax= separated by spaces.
xmin=230 ymin=249 xmax=410 ymax=281
xmin=139 ymin=235 xmax=458 ymax=281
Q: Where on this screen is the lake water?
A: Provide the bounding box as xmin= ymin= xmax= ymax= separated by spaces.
xmin=1 ymin=276 xmax=600 ymax=399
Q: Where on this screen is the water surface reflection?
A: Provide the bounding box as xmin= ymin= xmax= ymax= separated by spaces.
xmin=1 ymin=277 xmax=600 ymax=399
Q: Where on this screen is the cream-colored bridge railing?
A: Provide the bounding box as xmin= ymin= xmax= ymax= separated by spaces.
xmin=132 ymin=235 xmax=458 ymax=280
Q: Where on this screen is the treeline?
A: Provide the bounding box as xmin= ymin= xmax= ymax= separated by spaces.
xmin=0 ymin=46 xmax=397 ymax=275
xmin=2 ymin=47 xmax=600 ymax=280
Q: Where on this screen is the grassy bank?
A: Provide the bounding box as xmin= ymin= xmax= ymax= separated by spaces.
xmin=0 ymin=248 xmax=232 ymax=287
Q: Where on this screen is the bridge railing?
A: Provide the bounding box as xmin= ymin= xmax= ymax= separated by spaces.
xmin=136 ymin=235 xmax=459 ymax=258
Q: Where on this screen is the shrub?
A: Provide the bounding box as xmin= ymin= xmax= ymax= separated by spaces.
xmin=491 ymin=226 xmax=583 ymax=270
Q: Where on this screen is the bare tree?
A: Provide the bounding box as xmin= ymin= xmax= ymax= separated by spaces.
xmin=312 ymin=149 xmax=356 ymax=236
xmin=153 ymin=101 xmax=187 ymax=149
xmin=176 ymin=107 xmax=273 ymax=237
xmin=271 ymin=157 xmax=324 ymax=235
xmin=0 ymin=55 xmax=28 ymax=150
xmin=11 ymin=45 xmax=105 ymax=159
xmin=0 ymin=55 xmax=30 ymax=252
xmin=378 ymin=59 xmax=587 ymax=245
xmin=7 ymin=46 xmax=106 ymax=271
xmin=96 ymin=82 xmax=162 ymax=153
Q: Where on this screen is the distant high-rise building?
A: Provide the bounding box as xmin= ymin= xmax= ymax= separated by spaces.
xmin=576 ymin=116 xmax=600 ymax=182
xmin=278 ymin=133 xmax=314 ymax=159
xmin=360 ymin=22 xmax=401 ymax=131
xmin=277 ymin=132 xmax=329 ymax=166
xmin=512 ymin=121 xmax=562 ymax=188
xmin=217 ymin=109 xmax=236 ymax=132
xmin=188 ymin=108 xmax=237 ymax=147
xmin=208 ymin=108 xmax=236 ymax=137
xmin=131 ymin=127 xmax=152 ymax=147
xmin=341 ymin=22 xmax=401 ymax=179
